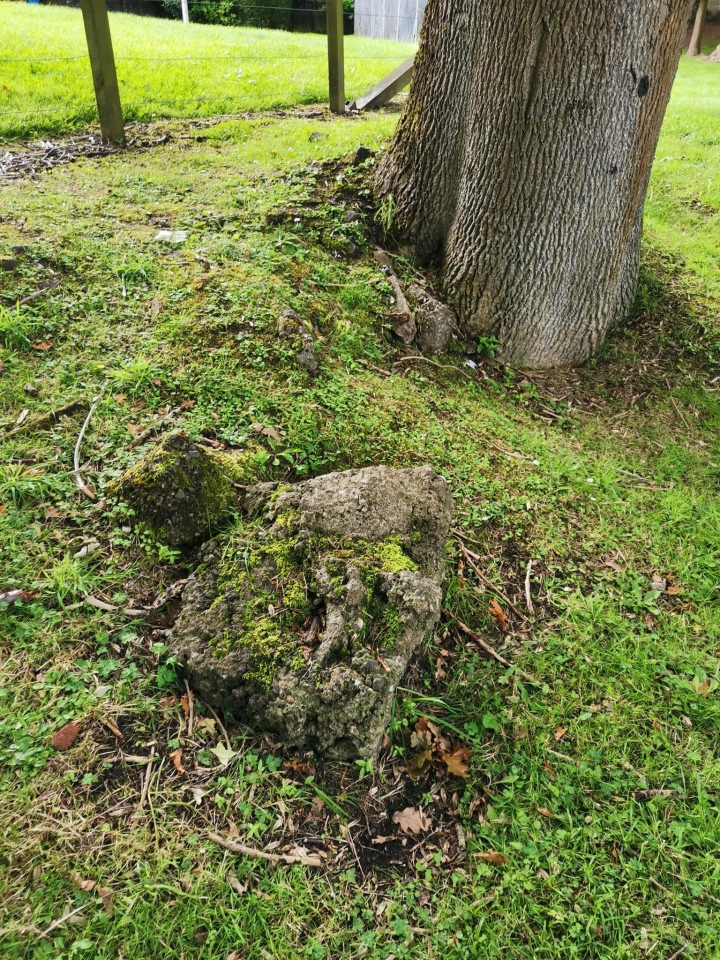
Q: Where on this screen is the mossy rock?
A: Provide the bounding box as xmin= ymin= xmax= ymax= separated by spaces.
xmin=108 ymin=431 xmax=257 ymax=548
xmin=170 ymin=465 xmax=453 ymax=759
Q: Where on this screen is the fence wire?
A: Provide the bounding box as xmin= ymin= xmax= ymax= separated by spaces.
xmin=0 ymin=2 xmax=416 ymax=134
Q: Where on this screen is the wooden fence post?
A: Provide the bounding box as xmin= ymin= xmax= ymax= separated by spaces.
xmin=79 ymin=0 xmax=125 ymax=144
xmin=327 ymin=0 xmax=345 ymax=114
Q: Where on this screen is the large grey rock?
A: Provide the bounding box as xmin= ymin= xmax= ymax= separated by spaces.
xmin=170 ymin=465 xmax=452 ymax=759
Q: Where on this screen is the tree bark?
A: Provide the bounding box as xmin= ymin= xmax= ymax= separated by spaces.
xmin=687 ymin=0 xmax=708 ymax=56
xmin=375 ymin=0 xmax=693 ymax=368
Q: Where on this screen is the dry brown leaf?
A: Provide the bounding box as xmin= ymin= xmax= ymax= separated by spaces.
xmin=543 ymin=759 xmax=556 ymax=782
xmin=72 ymin=872 xmax=96 ymax=892
xmin=159 ymin=695 xmax=177 ymax=709
xmin=32 ymin=340 xmax=53 ymax=351
xmin=44 ymin=506 xmax=61 ymax=519
xmin=114 ymin=394 xmax=128 ymax=405
xmin=251 ymin=422 xmax=281 ymax=442
xmin=370 ymin=835 xmax=396 ymax=845
xmin=652 ymin=718 xmax=662 ymax=731
xmin=180 ymin=693 xmax=191 ymax=718
xmin=392 ymin=806 xmax=431 ymax=835
xmin=126 ymin=424 xmax=145 ymax=435
xmin=440 ymin=745 xmax=472 ymax=779
xmin=0 ymin=506 xmax=6 ymax=516
xmin=283 ymin=759 xmax=316 ymax=776
xmin=98 ymin=886 xmax=114 ymax=916
xmin=489 ymin=598 xmax=508 ymax=632
xmin=554 ymin=726 xmax=568 ymax=741
xmin=52 ymin=721 xmax=81 ymax=751
xmin=538 ymin=807 xmax=556 ymax=818
xmin=227 ymin=874 xmax=247 ymax=896
xmin=476 ymin=849 xmax=508 ymax=866
xmin=169 ymin=749 xmax=186 ymax=774
xmin=665 ymin=584 xmax=682 ymax=596
xmin=406 ymin=748 xmax=433 ymax=779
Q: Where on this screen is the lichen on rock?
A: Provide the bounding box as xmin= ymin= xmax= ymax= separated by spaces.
xmin=108 ymin=431 xmax=255 ymax=548
xmin=170 ymin=465 xmax=453 ymax=759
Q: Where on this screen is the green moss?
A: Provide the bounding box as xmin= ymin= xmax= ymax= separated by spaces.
xmin=208 ymin=525 xmax=312 ymax=689
xmin=108 ymin=432 xmax=261 ymax=547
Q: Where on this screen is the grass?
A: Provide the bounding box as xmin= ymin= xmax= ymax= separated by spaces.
xmin=0 ymin=1 xmax=414 ymax=140
xmin=0 ymin=51 xmax=719 ymax=960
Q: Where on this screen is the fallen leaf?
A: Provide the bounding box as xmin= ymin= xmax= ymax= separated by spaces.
xmin=283 ymin=759 xmax=316 ymax=776
xmin=14 ymin=408 xmax=29 ymax=427
xmin=392 ymin=806 xmax=431 ymax=835
xmin=370 ymin=835 xmax=396 ymax=845
xmin=543 ymin=759 xmax=556 ymax=782
xmin=250 ymin=422 xmax=281 ymax=442
xmin=52 ymin=721 xmax=81 ymax=751
xmin=180 ymin=693 xmax=191 ymax=718
xmin=440 ymin=745 xmax=472 ymax=779
xmin=72 ymin=873 xmax=96 ymax=892
xmin=159 ymin=695 xmax=177 ymax=709
xmin=149 ymin=298 xmax=163 ymax=316
xmin=169 ymin=748 xmax=185 ymax=774
xmin=0 ymin=505 xmax=5 ymax=515
xmin=189 ymin=787 xmax=208 ymax=806
xmin=45 ymin=506 xmax=61 ymax=519
xmin=32 ymin=340 xmax=53 ymax=351
xmin=210 ymin=744 xmax=236 ymax=767
xmin=98 ymin=886 xmax=114 ymax=916
xmin=652 ymin=718 xmax=662 ymax=731
xmin=554 ymin=726 xmax=568 ymax=741
xmin=195 ymin=716 xmax=216 ymax=737
xmin=476 ymin=849 xmax=508 ymax=866
xmin=538 ymin=807 xmax=556 ymax=818
xmin=489 ymin=598 xmax=507 ymax=631
xmin=406 ymin=748 xmax=433 ymax=779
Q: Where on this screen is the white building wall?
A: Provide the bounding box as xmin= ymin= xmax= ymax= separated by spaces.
xmin=354 ymin=0 xmax=426 ymax=43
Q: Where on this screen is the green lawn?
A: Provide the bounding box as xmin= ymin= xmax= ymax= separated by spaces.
xmin=0 ymin=1 xmax=414 ymax=140
xmin=0 ymin=44 xmax=719 ymax=960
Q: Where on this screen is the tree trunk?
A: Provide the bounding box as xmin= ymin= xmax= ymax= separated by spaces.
xmin=375 ymin=0 xmax=693 ymax=368
xmin=687 ymin=0 xmax=708 ymax=56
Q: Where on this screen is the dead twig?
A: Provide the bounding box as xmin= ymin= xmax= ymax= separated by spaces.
xmin=128 ymin=404 xmax=187 ymax=449
xmin=38 ymin=901 xmax=94 ymax=940
xmin=184 ymin=679 xmax=195 ymax=739
xmin=393 ymin=355 xmax=474 ymax=380
xmin=135 ymin=746 xmax=156 ymax=813
xmin=15 ymin=278 xmax=61 ymax=306
xmin=3 ymin=397 xmax=87 ymax=440
xmin=202 ymin=700 xmax=231 ymax=752
xmin=444 ymin=609 xmax=538 ymax=684
xmin=524 ymin=559 xmax=535 ymax=617
xmin=208 ymin=833 xmax=323 ymax=867
xmin=454 ymin=538 xmax=526 ymax=621
xmin=74 ymin=391 xmax=103 ymax=500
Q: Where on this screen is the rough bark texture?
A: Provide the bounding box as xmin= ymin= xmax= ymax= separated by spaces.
xmin=688 ymin=0 xmax=708 ymax=55
xmin=376 ymin=0 xmax=693 ymax=368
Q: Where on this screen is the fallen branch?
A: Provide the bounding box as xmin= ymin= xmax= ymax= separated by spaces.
xmin=393 ymin=355 xmax=474 ymax=380
xmin=208 ymin=833 xmax=323 ymax=867
xmin=443 ymin=610 xmax=513 ymax=670
xmin=454 ymin=538 xmax=525 ymax=621
xmin=38 ymin=901 xmax=95 ymax=940
xmin=74 ymin=392 xmax=103 ymax=500
xmin=3 ymin=397 xmax=87 ymax=440
xmin=128 ymin=404 xmax=187 ymax=449
xmin=84 ymin=596 xmax=147 ymax=618
xmin=16 ymin=278 xmax=61 ymax=306
xmin=524 ymin=559 xmax=535 ymax=617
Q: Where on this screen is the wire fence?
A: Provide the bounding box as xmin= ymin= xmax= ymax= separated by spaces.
xmin=0 ymin=1 xmax=418 ymax=140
